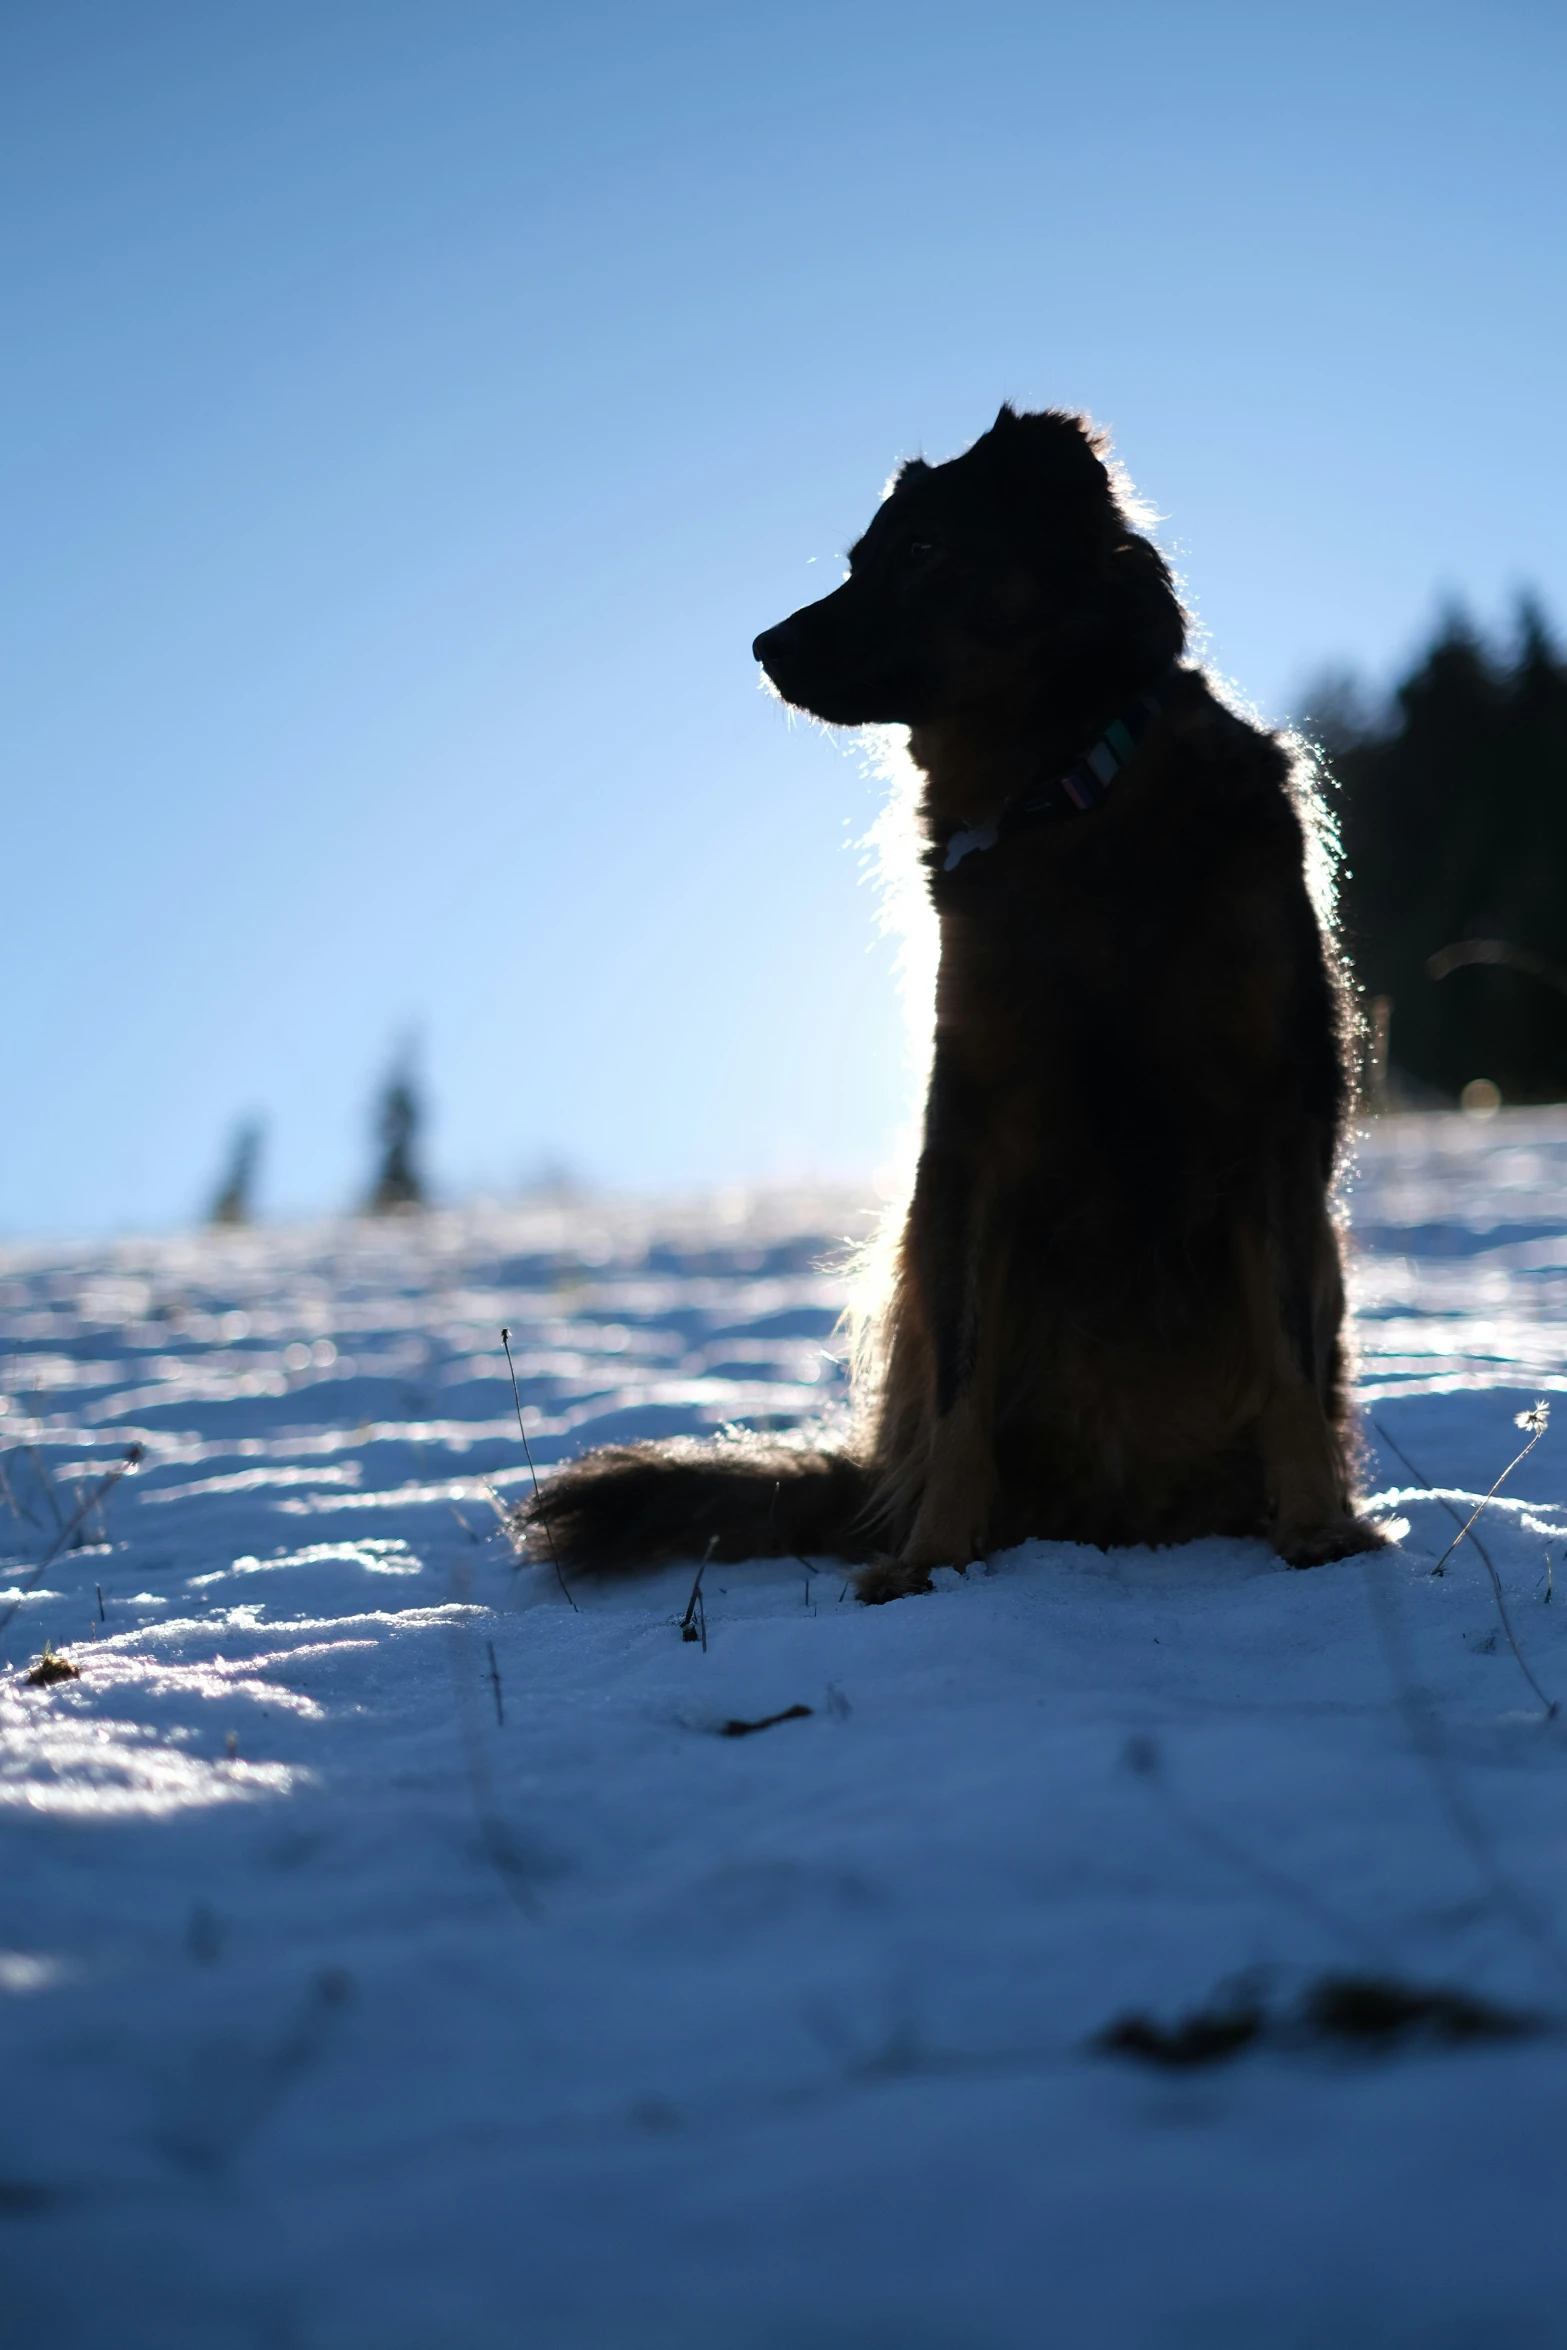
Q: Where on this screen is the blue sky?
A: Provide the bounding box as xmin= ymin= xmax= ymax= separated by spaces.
xmin=4 ymin=0 xmax=1564 ymax=1232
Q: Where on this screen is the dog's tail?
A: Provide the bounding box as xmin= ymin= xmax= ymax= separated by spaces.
xmin=520 ymin=1434 xmax=879 ymax=1574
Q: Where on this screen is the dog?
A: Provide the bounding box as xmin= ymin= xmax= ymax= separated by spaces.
xmin=526 ymin=404 xmax=1383 ymax=1600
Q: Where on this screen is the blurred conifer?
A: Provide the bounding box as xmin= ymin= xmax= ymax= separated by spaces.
xmin=1322 ymin=600 xmax=1567 ymax=1103
xmin=366 ymin=1052 xmax=426 ymax=1213
xmin=208 ymin=1120 xmax=262 ymax=1227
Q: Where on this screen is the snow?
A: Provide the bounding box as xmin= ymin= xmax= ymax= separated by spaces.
xmin=6 ymin=1124 xmax=1567 ymax=2346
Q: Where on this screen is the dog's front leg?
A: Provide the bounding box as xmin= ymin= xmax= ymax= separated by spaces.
xmin=1244 ymin=1157 xmax=1384 ymax=1568
xmin=858 ymin=1060 xmax=1003 ymax=1602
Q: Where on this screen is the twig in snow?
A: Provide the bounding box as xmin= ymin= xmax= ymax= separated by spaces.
xmin=500 ymin=1325 xmax=576 ymax=1609
xmin=768 ymin=1477 xmax=819 ymax=1592
xmin=41 ymin=1446 xmax=141 ymax=1569
xmin=26 ymin=1447 xmax=66 ymax=1533
xmin=486 ymin=1638 xmax=505 ymax=1728
xmin=681 ymin=1537 xmax=715 ymax=1649
xmin=0 ymin=1445 xmax=143 ymax=1647
xmin=1429 ymin=1402 xmax=1550 ymax=1579
xmin=719 ymin=1704 xmax=812 ymax=1738
xmin=0 ymin=1444 xmax=61 ymax=1537
xmin=95 ymin=1582 xmax=105 ymax=1623
xmin=1095 ymin=1982 xmax=1266 ymax=2069
xmin=1096 ymin=1970 xmax=1539 ymax=2070
xmin=1373 ymin=1408 xmax=1559 ymax=1721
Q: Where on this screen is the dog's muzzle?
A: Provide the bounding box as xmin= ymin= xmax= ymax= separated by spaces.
xmin=751 ymin=621 xmax=795 ymax=676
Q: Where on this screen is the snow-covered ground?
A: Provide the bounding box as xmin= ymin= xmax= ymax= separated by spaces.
xmin=6 ymin=1117 xmax=1567 ymax=2348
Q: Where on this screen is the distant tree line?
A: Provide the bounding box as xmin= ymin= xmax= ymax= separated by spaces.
xmin=205 ymin=1052 xmax=428 ymax=1226
xmin=201 ymin=1058 xmax=581 ymax=1227
xmin=1320 ymin=600 xmax=1567 ymax=1104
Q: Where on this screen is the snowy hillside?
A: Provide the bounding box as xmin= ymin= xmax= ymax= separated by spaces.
xmin=6 ymin=1120 xmax=1567 ymax=2347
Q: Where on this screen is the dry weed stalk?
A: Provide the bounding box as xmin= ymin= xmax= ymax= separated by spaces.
xmin=1429 ymin=1401 xmax=1551 ymax=1579
xmin=1374 ymin=1405 xmax=1558 ymax=1721
xmin=0 ymin=1443 xmax=143 ymax=1648
xmin=681 ymin=1537 xmax=716 ymax=1649
xmin=499 ymin=1325 xmax=576 ymax=1610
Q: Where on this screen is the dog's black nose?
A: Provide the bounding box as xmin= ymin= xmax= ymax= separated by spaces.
xmin=752 ymin=626 xmax=779 ymax=666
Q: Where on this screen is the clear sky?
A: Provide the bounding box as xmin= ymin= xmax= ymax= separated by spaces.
xmin=4 ymin=0 xmax=1564 ymax=1233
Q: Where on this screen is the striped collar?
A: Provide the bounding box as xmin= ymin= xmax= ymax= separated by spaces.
xmin=936 ymin=669 xmax=1180 ymax=874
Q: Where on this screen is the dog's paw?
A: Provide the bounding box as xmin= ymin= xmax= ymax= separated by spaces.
xmin=852 ymin=1555 xmax=935 ymax=1605
xmin=1276 ymin=1514 xmax=1389 ymax=1570
xmin=899 ymin=1508 xmax=988 ymax=1583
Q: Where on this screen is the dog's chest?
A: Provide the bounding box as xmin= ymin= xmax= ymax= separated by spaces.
xmin=936 ymin=838 xmax=1188 ymax=1065
xmin=931 ymin=814 xmax=1301 ymax=1218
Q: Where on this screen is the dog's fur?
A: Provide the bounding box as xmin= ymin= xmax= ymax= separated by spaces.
xmin=527 ymin=405 xmax=1382 ymax=1599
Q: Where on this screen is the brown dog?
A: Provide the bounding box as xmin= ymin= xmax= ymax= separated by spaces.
xmin=527 ymin=405 xmax=1382 ymax=1599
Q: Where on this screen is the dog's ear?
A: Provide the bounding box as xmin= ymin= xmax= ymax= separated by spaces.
xmin=981 ymin=406 xmax=1111 ymax=513
xmin=1110 ymin=534 xmax=1187 ymax=668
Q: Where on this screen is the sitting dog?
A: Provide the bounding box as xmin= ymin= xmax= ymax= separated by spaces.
xmin=527 ymin=404 xmax=1382 ymax=1599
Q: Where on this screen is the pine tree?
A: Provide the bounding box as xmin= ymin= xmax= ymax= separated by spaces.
xmin=366 ymin=1054 xmax=426 ymax=1214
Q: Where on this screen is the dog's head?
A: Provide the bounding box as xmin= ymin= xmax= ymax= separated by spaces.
xmin=752 ymin=405 xmax=1184 ymax=726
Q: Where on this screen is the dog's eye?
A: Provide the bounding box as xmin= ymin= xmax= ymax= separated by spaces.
xmin=905 ymin=540 xmax=937 ymax=564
